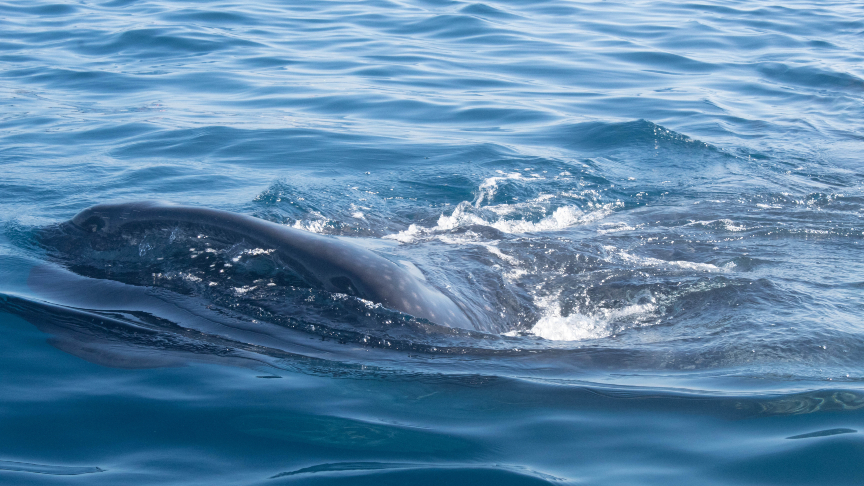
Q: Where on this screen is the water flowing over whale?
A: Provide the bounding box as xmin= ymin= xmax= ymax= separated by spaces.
xmin=62 ymin=201 xmax=473 ymax=329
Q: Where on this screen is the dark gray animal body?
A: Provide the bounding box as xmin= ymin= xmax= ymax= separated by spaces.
xmin=67 ymin=201 xmax=472 ymax=329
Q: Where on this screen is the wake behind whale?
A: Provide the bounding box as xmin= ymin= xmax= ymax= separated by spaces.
xmin=37 ymin=201 xmax=474 ymax=330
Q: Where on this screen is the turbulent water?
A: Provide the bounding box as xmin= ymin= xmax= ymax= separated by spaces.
xmin=2 ymin=0 xmax=864 ymax=484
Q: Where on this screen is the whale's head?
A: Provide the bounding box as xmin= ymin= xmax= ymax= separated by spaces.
xmin=69 ymin=201 xmax=173 ymax=234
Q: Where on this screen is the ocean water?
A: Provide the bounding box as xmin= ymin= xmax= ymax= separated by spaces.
xmin=1 ymin=0 xmax=863 ymax=483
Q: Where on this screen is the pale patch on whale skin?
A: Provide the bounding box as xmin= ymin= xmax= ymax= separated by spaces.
xmin=67 ymin=201 xmax=473 ymax=330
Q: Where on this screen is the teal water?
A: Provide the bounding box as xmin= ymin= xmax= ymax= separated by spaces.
xmin=1 ymin=0 xmax=864 ymax=483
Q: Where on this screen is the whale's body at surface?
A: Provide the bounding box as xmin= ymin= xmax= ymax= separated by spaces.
xmin=65 ymin=201 xmax=473 ymax=329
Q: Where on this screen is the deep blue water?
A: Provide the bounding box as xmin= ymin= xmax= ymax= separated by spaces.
xmin=2 ymin=0 xmax=864 ymax=483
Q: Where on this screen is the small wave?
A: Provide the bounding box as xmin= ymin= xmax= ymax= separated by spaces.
xmin=271 ymin=461 xmax=562 ymax=482
xmin=606 ymin=247 xmax=735 ymax=273
xmin=597 ymin=222 xmax=639 ymax=234
xmin=686 ymin=219 xmax=749 ymax=232
xmin=0 ymin=459 xmax=103 ymax=476
xmin=474 ymin=171 xmax=543 ymax=207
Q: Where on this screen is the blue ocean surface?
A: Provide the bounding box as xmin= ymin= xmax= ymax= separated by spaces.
xmin=1 ymin=0 xmax=864 ymax=483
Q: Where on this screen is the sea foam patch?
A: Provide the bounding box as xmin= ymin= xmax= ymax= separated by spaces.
xmin=387 ymin=171 xmax=620 ymax=243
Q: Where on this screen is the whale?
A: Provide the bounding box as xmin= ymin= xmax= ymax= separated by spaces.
xmin=54 ymin=201 xmax=473 ymax=330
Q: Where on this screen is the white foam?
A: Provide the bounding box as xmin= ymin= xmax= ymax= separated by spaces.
xmin=233 ymin=285 xmax=257 ymax=295
xmin=530 ymin=311 xmax=608 ymax=341
xmin=357 ymin=298 xmax=383 ymax=309
xmin=181 ymin=273 xmax=202 ymax=283
xmin=525 ymin=246 xmax=734 ymax=341
xmin=293 ymin=219 xmax=329 ymax=233
xmin=386 ymin=224 xmax=423 ymax=243
xmin=384 ymin=170 xmax=622 ymax=243
xmin=686 ymin=219 xmax=748 ymax=232
xmin=492 ymin=206 xmax=597 ymax=233
xmin=231 ymin=248 xmax=276 ymax=262
xmin=719 ymin=219 xmax=747 ymax=232
xmin=529 ymin=299 xmax=657 ymax=342
xmin=386 ymin=201 xmax=619 ymax=243
xmin=349 ymin=203 xmax=366 ymax=220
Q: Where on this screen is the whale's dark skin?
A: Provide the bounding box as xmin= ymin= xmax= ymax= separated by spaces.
xmin=65 ymin=201 xmax=472 ymax=329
